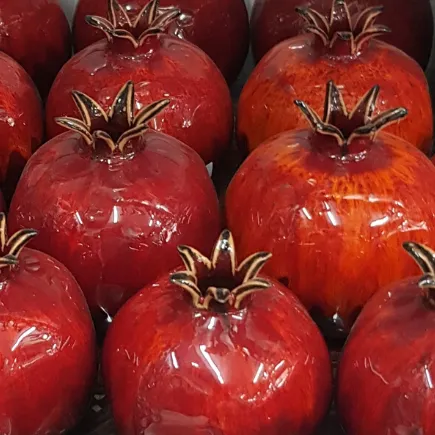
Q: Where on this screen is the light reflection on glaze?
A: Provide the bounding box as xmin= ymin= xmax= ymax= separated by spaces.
xmin=103 ymin=276 xmax=332 ymax=435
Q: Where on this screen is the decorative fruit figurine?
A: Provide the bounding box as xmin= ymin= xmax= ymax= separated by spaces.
xmin=251 ymin=0 xmax=433 ymax=68
xmin=46 ymin=0 xmax=233 ymax=165
xmin=0 ymin=52 xmax=43 ymax=202
xmin=8 ymin=82 xmax=221 ymax=331
xmin=338 ymin=241 xmax=435 ymax=434
xmin=0 ymin=213 xmax=96 ymax=435
xmin=227 ymin=81 xmax=435 ymax=337
xmin=103 ymin=229 xmax=332 ymax=435
xmin=0 ymin=0 xmax=71 ymax=99
xmin=73 ymin=0 xmax=249 ymax=85
xmin=239 ymin=0 xmax=433 ymax=155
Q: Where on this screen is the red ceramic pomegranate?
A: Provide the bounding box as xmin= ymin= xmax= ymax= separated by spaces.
xmin=0 ymin=213 xmax=96 ymax=435
xmin=46 ymin=0 xmax=233 ymax=165
xmin=73 ymin=0 xmax=249 ymax=85
xmin=227 ymin=81 xmax=435 ymax=337
xmin=0 ymin=0 xmax=71 ymax=99
xmin=8 ymin=82 xmax=221 ymax=332
xmin=239 ymin=0 xmax=433 ymax=155
xmin=0 ymin=52 xmax=43 ymax=202
xmin=251 ymin=0 xmax=433 ymax=68
xmin=103 ymin=229 xmax=332 ymax=435
xmin=338 ymin=241 xmax=435 ymax=434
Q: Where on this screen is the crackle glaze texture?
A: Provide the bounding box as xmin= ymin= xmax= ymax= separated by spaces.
xmin=338 ymin=277 xmax=435 ymax=434
xmin=251 ymin=0 xmax=433 ymax=68
xmin=0 ymin=0 xmax=71 ymax=99
xmin=103 ymin=274 xmax=332 ymax=435
xmin=238 ymin=36 xmax=433 ymax=154
xmin=46 ymin=36 xmax=233 ymax=164
xmin=8 ymin=130 xmax=221 ymax=328
xmin=72 ymin=0 xmax=249 ymax=85
xmin=0 ymin=247 xmax=96 ymax=435
xmin=225 ymin=130 xmax=435 ymax=334
xmin=0 ymin=52 xmax=43 ymax=202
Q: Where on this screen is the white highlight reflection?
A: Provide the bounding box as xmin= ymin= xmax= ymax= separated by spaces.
xmin=199 ymin=344 xmax=224 ymax=385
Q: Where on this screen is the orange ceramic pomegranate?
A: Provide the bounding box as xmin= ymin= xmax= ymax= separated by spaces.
xmin=239 ymin=0 xmax=432 ymax=155
xmin=227 ymin=81 xmax=435 ymax=337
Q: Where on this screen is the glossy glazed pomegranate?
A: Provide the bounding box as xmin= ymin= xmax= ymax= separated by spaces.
xmin=239 ymin=0 xmax=433 ymax=155
xmin=47 ymin=0 xmax=233 ymax=165
xmin=104 ymin=229 xmax=332 ymax=435
xmin=0 ymin=213 xmax=96 ymax=435
xmin=227 ymin=81 xmax=435 ymax=337
xmin=0 ymin=0 xmax=71 ymax=99
xmin=73 ymin=0 xmax=249 ymax=85
xmin=9 ymin=82 xmax=221 ymax=332
xmin=0 ymin=52 xmax=43 ymax=202
xmin=338 ymin=241 xmax=435 ymax=434
xmin=251 ymin=0 xmax=433 ymax=68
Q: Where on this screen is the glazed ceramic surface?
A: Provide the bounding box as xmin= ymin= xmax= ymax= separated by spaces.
xmin=73 ymin=0 xmax=249 ymax=85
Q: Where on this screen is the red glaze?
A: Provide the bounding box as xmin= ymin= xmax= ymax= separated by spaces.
xmin=337 ymin=242 xmax=435 ymax=434
xmin=239 ymin=2 xmax=433 ymax=155
xmin=227 ymin=82 xmax=435 ymax=336
xmin=103 ymin=231 xmax=332 ymax=435
xmin=0 ymin=0 xmax=71 ymax=99
xmin=0 ymin=218 xmax=96 ymax=435
xmin=73 ymin=0 xmax=249 ymax=85
xmin=251 ymin=0 xmax=433 ymax=68
xmin=9 ymin=83 xmax=221 ymax=330
xmin=0 ymin=52 xmax=43 ymax=202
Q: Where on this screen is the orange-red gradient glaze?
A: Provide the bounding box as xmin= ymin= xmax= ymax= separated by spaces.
xmin=226 ymin=130 xmax=435 ymax=333
xmin=238 ymin=37 xmax=433 ymax=154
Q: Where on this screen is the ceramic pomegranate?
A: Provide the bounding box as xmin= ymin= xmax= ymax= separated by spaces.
xmin=239 ymin=0 xmax=432 ymax=155
xmin=227 ymin=81 xmax=435 ymax=337
xmin=73 ymin=0 xmax=249 ymax=85
xmin=8 ymin=82 xmax=221 ymax=332
xmin=46 ymin=0 xmax=233 ymax=165
xmin=0 ymin=0 xmax=71 ymax=99
xmin=338 ymin=241 xmax=435 ymax=434
xmin=0 ymin=52 xmax=43 ymax=202
xmin=0 ymin=213 xmax=96 ymax=435
xmin=251 ymin=0 xmax=433 ymax=68
xmin=103 ymin=229 xmax=332 ymax=435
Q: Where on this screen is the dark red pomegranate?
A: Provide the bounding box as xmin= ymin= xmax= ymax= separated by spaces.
xmin=8 ymin=82 xmax=221 ymax=332
xmin=239 ymin=0 xmax=433 ymax=155
xmin=0 ymin=0 xmax=71 ymax=99
xmin=73 ymin=0 xmax=249 ymax=85
xmin=338 ymin=241 xmax=435 ymax=434
xmin=46 ymin=0 xmax=233 ymax=165
xmin=0 ymin=52 xmax=43 ymax=202
xmin=103 ymin=229 xmax=332 ymax=435
xmin=251 ymin=0 xmax=433 ymax=68
xmin=227 ymin=81 xmax=435 ymax=337
xmin=0 ymin=213 xmax=96 ymax=435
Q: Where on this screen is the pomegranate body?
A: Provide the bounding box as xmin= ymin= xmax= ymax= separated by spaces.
xmin=338 ymin=276 xmax=435 ymax=433
xmin=8 ymin=130 xmax=221 ymax=326
xmin=251 ymin=0 xmax=433 ymax=68
xmin=73 ymin=0 xmax=249 ymax=85
xmin=103 ymin=274 xmax=332 ymax=435
xmin=226 ymin=130 xmax=435 ymax=334
xmin=0 ymin=0 xmax=71 ymax=99
xmin=46 ymin=36 xmax=233 ymax=164
xmin=0 ymin=247 xmax=96 ymax=434
xmin=0 ymin=52 xmax=43 ymax=201
xmin=239 ymin=36 xmax=433 ymax=154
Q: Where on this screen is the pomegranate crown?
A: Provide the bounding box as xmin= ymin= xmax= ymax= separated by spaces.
xmin=55 ymin=81 xmax=169 ymax=154
xmin=296 ymin=0 xmax=390 ymax=55
xmin=0 ymin=214 xmax=37 ymax=269
xmin=171 ymin=230 xmax=272 ymax=311
xmin=85 ymin=0 xmax=181 ymax=48
xmin=403 ymin=242 xmax=435 ymax=307
xmin=294 ymin=80 xmax=407 ymax=151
